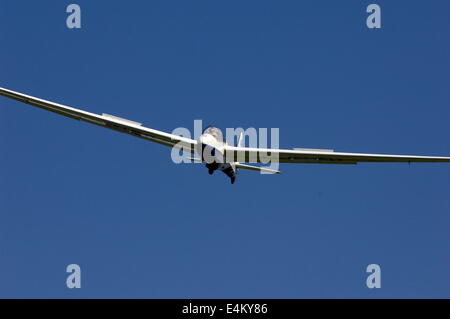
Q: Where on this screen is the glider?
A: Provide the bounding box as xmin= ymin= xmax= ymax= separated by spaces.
xmin=1 ymin=87 xmax=450 ymax=184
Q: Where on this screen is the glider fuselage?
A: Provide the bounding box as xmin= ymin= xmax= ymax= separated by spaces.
xmin=196 ymin=127 xmax=237 ymax=183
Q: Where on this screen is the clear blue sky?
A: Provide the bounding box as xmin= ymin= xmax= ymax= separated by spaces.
xmin=1 ymin=0 xmax=449 ymax=298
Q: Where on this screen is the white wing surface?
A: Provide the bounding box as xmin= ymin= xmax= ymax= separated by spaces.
xmin=0 ymin=87 xmax=196 ymax=153
xmin=224 ymin=146 xmax=450 ymax=164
